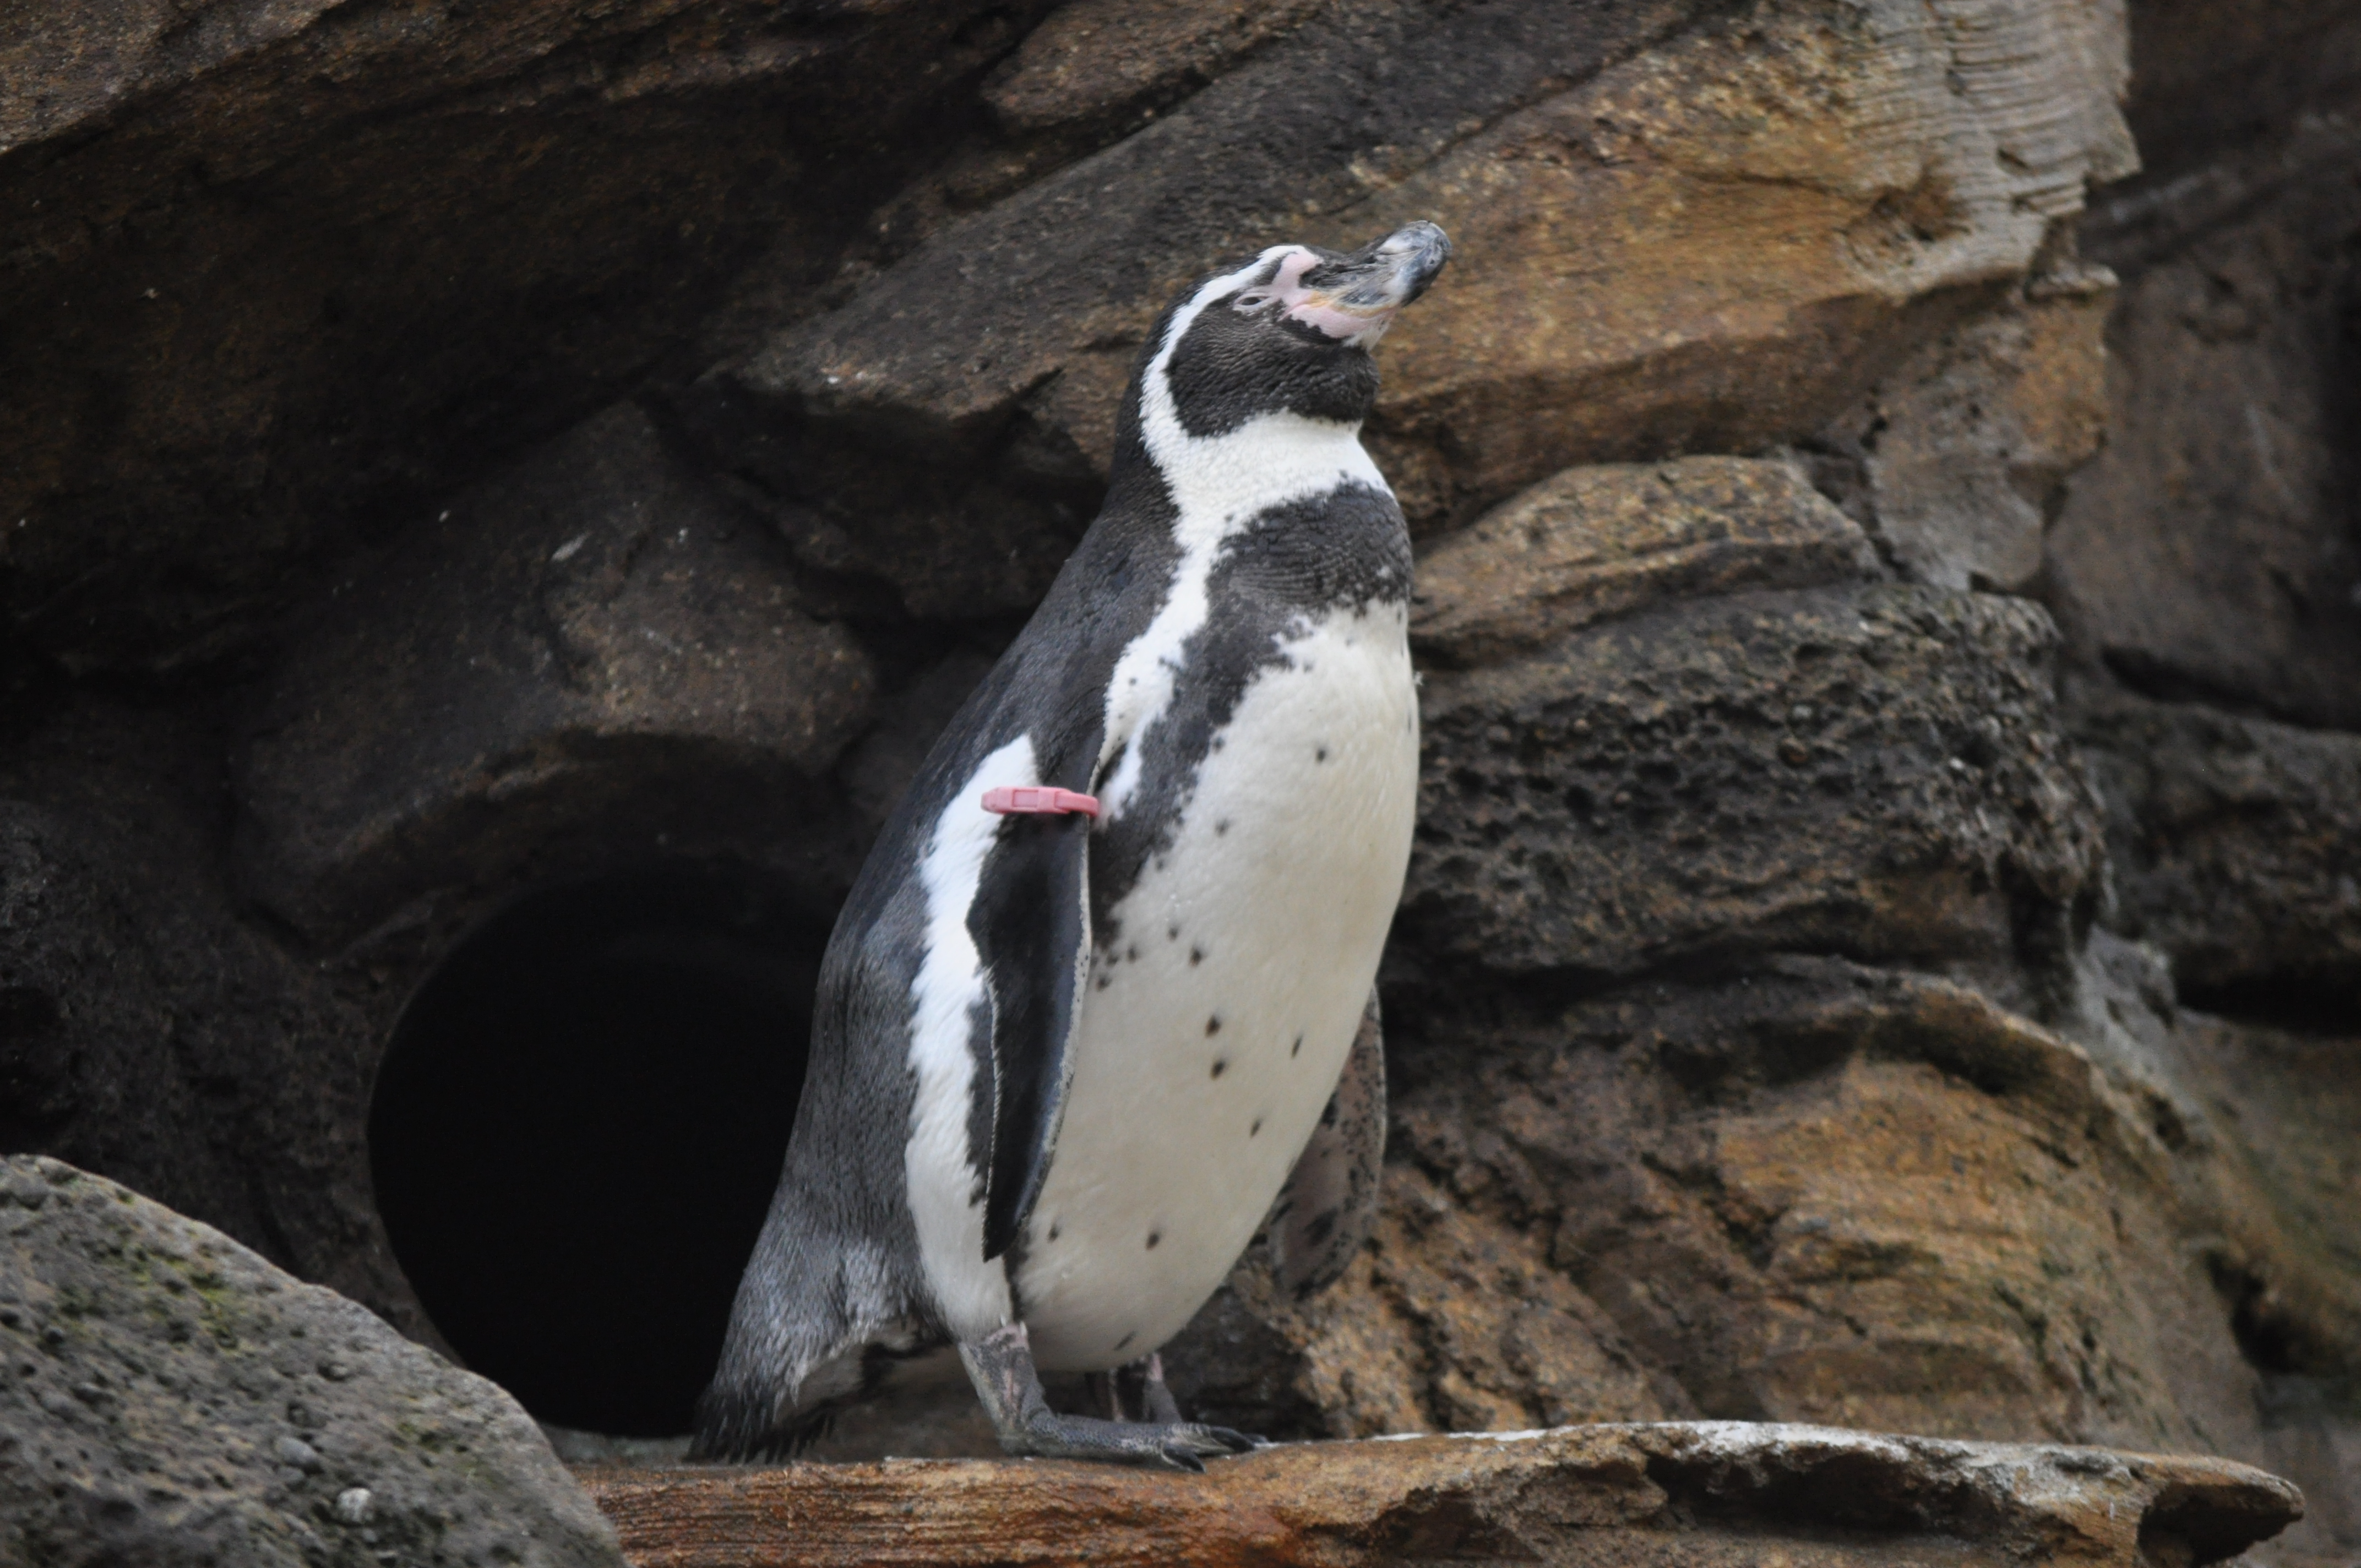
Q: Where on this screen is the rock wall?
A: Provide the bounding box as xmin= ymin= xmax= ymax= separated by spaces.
xmin=1 ymin=0 xmax=2355 ymax=1560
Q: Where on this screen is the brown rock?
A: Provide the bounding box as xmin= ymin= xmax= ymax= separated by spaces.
xmin=705 ymin=0 xmax=2132 ymax=616
xmin=982 ymin=0 xmax=1334 ymax=133
xmin=1356 ymin=0 xmax=2136 ymax=522
xmin=1169 ymin=1164 xmax=1679 ymax=1441
xmin=1402 ymin=583 xmax=2103 ymax=997
xmin=1409 ymin=456 xmax=1878 ymax=668
xmin=701 ymin=0 xmax=1721 ymax=616
xmin=233 ymin=404 xmax=877 ymax=948
xmin=1815 ymin=274 xmax=2116 ymax=592
xmin=2073 ymin=688 xmax=2361 ymax=1009
xmin=1185 ymin=959 xmax=2254 ymax=1454
xmin=579 ymin=1423 xmax=2300 ymax=1567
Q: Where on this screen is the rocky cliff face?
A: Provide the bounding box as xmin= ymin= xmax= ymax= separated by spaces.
xmin=1 ymin=0 xmax=2354 ymax=1561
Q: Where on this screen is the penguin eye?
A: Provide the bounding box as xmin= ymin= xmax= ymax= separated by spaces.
xmin=1231 ymin=289 xmax=1276 ymax=314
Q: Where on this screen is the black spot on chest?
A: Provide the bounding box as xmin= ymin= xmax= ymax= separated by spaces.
xmin=1089 ymin=482 xmax=1410 ymax=934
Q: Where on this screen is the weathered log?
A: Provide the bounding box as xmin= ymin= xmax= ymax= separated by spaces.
xmin=579 ymin=1422 xmax=2302 ymax=1568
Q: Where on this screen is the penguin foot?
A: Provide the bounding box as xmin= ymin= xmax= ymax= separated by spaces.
xmin=1005 ymin=1411 xmax=1260 ymax=1473
xmin=958 ymin=1324 xmax=1264 ymax=1472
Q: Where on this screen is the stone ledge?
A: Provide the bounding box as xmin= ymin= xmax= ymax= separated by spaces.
xmin=576 ymin=1421 xmax=2302 ymax=1568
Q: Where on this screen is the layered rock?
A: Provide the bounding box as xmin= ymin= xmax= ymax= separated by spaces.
xmin=0 ymin=1156 xmax=624 ymax=1567
xmin=695 ymin=0 xmax=2135 ymax=617
xmin=0 ymin=0 xmax=2355 ymax=1560
xmin=1408 ymin=456 xmax=1879 ymax=668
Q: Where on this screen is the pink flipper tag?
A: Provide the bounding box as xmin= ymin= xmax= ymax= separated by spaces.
xmin=981 ymin=786 xmax=1101 ymax=819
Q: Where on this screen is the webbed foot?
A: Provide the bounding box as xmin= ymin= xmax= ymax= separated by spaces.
xmin=959 ymin=1324 xmax=1263 ymax=1471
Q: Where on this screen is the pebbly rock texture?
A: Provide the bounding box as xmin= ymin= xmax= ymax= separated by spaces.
xmin=1170 ymin=958 xmax=2256 ymax=1449
xmin=0 ymin=1155 xmax=624 ymax=1568
xmin=580 ymin=1424 xmax=2302 ymax=1568
xmin=1401 ymin=582 xmax=2105 ymax=999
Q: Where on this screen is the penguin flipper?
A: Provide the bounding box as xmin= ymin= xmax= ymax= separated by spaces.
xmin=1267 ymin=988 xmax=1386 ymax=1298
xmin=971 ymin=809 xmax=1092 ymax=1261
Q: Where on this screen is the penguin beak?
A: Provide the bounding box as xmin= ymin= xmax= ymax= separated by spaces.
xmin=1280 ymin=221 xmax=1453 ymax=347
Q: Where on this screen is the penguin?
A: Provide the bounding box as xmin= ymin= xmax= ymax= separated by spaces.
xmin=694 ymin=220 xmax=1451 ymax=1471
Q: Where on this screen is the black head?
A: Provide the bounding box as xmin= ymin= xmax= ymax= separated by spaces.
xmin=1147 ymin=221 xmax=1453 ymax=440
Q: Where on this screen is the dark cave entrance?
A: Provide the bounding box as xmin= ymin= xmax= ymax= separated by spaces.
xmin=369 ymin=861 xmax=826 ymax=1436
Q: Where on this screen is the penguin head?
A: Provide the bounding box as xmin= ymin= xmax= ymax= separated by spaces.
xmin=1148 ymin=221 xmax=1452 ymax=438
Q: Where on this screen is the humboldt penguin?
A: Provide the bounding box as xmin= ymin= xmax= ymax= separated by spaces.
xmin=695 ymin=220 xmax=1451 ymax=1470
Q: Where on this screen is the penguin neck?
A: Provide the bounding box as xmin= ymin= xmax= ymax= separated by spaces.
xmin=1130 ymin=353 xmax=1389 ymax=558
xmin=1090 ymin=358 xmax=1392 ymax=821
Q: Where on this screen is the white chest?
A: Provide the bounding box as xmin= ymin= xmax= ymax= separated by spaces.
xmin=1013 ymin=601 xmax=1417 ymax=1370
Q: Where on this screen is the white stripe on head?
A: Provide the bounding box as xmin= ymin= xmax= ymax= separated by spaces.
xmin=1093 ymin=250 xmax=1392 ymax=817
xmin=905 ymin=734 xmax=1035 ymax=1338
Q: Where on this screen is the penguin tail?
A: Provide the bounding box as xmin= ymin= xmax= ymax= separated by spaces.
xmin=687 ymin=1381 xmax=836 ymax=1463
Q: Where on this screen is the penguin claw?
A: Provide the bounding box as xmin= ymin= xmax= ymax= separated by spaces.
xmin=1003 ymin=1415 xmax=1263 ymax=1470
xmin=1192 ymin=1424 xmax=1264 ymax=1454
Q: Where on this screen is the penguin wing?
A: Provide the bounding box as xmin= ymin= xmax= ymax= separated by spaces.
xmin=970 ymin=807 xmax=1092 ymax=1261
xmin=1267 ymin=988 xmax=1387 ymax=1297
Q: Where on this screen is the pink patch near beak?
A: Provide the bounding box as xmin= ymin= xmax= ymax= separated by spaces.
xmin=1251 ymin=250 xmax=1398 ymax=345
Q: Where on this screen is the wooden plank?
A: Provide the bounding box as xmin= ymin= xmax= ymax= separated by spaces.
xmin=576 ymin=1422 xmax=2304 ymax=1568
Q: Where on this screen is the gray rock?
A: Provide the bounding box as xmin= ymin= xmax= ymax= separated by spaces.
xmin=2074 ymin=686 xmax=2361 ymax=1011
xmin=0 ymin=1155 xmax=625 ymax=1567
xmin=1402 ymin=582 xmax=2104 ymax=1001
xmin=2050 ymin=121 xmax=2361 ymax=730
xmin=1815 ymin=278 xmax=2116 ymax=595
xmin=233 ymin=401 xmax=878 ymax=948
xmin=0 ymin=0 xmax=1039 ymax=676
xmin=690 ymin=0 xmax=1720 ymax=616
xmin=0 ymin=733 xmax=418 ymax=1344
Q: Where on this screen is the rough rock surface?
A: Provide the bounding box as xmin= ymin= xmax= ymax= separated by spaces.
xmin=1815 ymin=279 xmax=2117 ymax=593
xmin=2 ymin=0 xmax=2357 ymax=1560
xmin=0 ymin=1156 xmax=623 ymax=1567
xmin=700 ymin=0 xmax=2135 ymax=617
xmin=1402 ymin=582 xmax=2104 ymax=995
xmin=0 ymin=706 xmax=414 ymax=1336
xmin=2074 ymin=688 xmax=2361 ymax=1013
xmin=580 ymin=1424 xmax=2302 ymax=1568
xmin=1170 ymin=958 xmax=2261 ymax=1448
